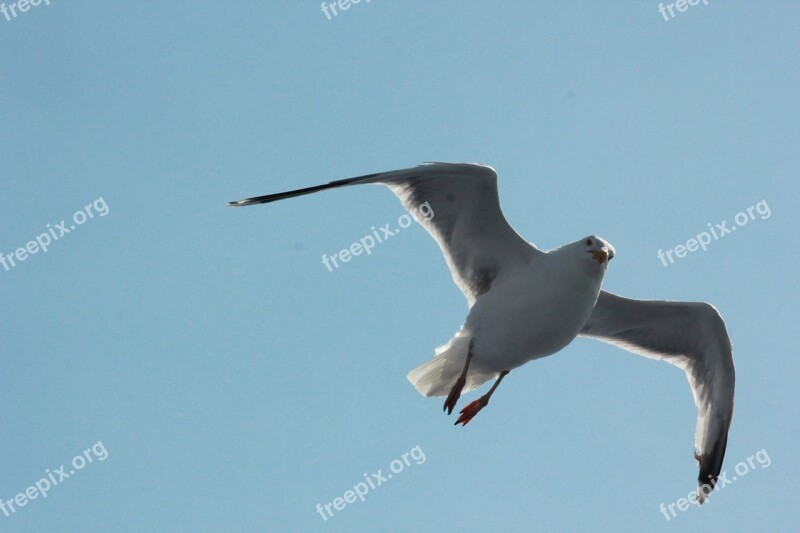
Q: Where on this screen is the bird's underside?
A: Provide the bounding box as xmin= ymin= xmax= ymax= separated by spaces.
xmin=229 ymin=161 xmax=736 ymax=504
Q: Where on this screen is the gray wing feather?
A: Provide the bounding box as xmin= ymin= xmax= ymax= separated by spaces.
xmin=374 ymin=163 xmax=540 ymax=306
xmin=230 ymin=162 xmax=540 ymax=307
xmin=580 ymin=290 xmax=735 ymax=503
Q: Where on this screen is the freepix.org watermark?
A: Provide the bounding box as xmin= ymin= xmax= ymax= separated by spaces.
xmin=1 ymin=441 xmax=109 ymax=520
xmin=315 ymin=444 xmax=426 ymax=521
xmin=320 ymin=0 xmax=373 ymax=21
xmin=659 ymin=448 xmax=771 ymax=520
xmin=658 ymin=0 xmax=710 ymax=22
xmin=657 ymin=199 xmax=770 ymax=267
xmin=321 ymin=201 xmax=433 ymax=272
xmin=1 ymin=196 xmax=109 ymax=273
xmin=1 ymin=0 xmax=52 ymax=23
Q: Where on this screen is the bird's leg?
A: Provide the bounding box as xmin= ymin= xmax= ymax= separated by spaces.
xmin=455 ymin=370 xmax=510 ymax=426
xmin=443 ymin=343 xmax=474 ymax=415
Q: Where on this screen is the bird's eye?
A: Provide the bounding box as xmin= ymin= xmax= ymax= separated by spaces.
xmin=585 ymin=238 xmax=592 ymax=246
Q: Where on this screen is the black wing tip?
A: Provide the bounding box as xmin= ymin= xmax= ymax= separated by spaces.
xmin=227 ymin=199 xmax=261 ymax=208
xmin=226 ymin=174 xmax=382 ymax=209
xmin=696 ymin=470 xmax=720 ymax=505
xmin=695 ymin=444 xmax=728 ymax=505
xmin=226 ymin=189 xmax=316 ymax=208
xmin=696 ymin=482 xmax=715 ymax=505
xmin=227 ymin=198 xmax=271 ymax=207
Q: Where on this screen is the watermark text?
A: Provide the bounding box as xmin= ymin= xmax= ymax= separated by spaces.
xmin=322 ymin=201 xmax=433 ymax=272
xmin=659 ymin=448 xmax=771 ymax=520
xmin=1 ymin=196 xmax=110 ymax=273
xmin=1 ymin=441 xmax=109 ymax=519
xmin=1 ymin=0 xmax=52 ymax=23
xmin=657 ymin=199 xmax=770 ymax=267
xmin=315 ymin=444 xmax=426 ymax=521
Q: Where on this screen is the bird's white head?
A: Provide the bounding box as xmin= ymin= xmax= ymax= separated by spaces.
xmin=567 ymin=235 xmax=616 ymax=271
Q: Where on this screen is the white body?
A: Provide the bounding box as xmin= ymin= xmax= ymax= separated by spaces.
xmin=409 ymin=239 xmax=609 ymax=397
xmin=466 ymin=246 xmax=604 ymax=374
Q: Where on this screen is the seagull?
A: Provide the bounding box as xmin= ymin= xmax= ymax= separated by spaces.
xmin=229 ymin=162 xmax=735 ymax=504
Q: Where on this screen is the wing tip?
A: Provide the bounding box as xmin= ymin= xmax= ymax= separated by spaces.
xmin=227 ymin=199 xmax=262 ymax=207
xmin=695 ymin=445 xmax=727 ymax=505
xmin=696 ymin=482 xmax=714 ymax=505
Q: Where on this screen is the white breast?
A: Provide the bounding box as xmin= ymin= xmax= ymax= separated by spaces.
xmin=465 ymin=251 xmax=605 ymax=373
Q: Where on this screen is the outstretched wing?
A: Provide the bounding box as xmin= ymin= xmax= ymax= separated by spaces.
xmin=580 ymin=290 xmax=735 ymax=503
xmin=229 ymin=162 xmax=541 ymax=306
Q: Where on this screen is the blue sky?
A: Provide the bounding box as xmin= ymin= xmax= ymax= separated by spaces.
xmin=1 ymin=1 xmax=798 ymax=531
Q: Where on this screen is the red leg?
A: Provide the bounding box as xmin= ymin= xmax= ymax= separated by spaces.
xmin=443 ymin=343 xmax=474 ymax=415
xmin=455 ymin=370 xmax=509 ymax=426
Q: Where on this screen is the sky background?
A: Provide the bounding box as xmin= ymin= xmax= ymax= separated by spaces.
xmin=1 ymin=1 xmax=798 ymax=531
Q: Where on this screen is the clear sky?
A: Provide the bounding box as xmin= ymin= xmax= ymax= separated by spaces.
xmin=1 ymin=1 xmax=797 ymax=531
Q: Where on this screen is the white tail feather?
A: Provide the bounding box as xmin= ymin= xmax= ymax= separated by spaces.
xmin=407 ymin=329 xmax=496 ymax=397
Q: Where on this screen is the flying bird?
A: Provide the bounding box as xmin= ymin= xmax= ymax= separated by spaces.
xmin=229 ymin=162 xmax=735 ymax=504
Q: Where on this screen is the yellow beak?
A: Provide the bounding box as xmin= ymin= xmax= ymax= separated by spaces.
xmin=590 ymin=250 xmax=609 ymax=264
